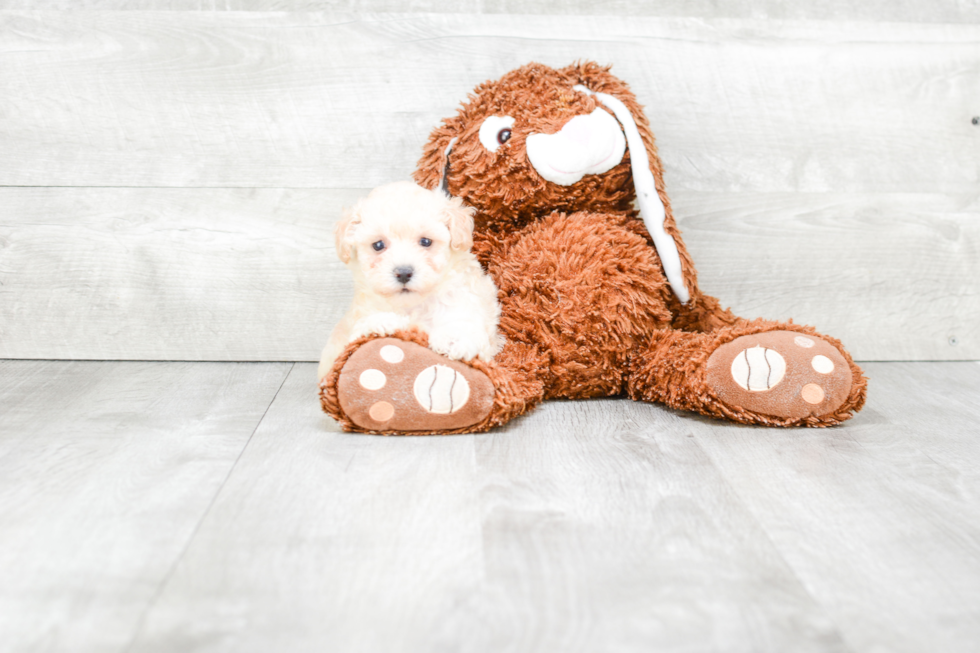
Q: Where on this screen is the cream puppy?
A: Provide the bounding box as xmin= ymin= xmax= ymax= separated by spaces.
xmin=318 ymin=181 xmax=503 ymax=381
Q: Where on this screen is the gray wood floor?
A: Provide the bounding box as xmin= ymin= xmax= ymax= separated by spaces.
xmin=1 ymin=360 xmax=978 ymax=652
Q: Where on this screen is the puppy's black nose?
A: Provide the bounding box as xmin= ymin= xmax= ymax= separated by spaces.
xmin=394 ymin=266 xmax=414 ymax=285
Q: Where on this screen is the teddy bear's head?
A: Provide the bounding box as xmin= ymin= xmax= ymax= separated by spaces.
xmin=414 ymin=61 xmax=691 ymax=303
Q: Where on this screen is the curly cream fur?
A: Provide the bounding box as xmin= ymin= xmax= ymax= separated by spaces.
xmin=317 ymin=182 xmax=502 ymax=380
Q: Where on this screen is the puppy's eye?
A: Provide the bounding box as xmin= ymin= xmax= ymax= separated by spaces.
xmin=372 ymin=240 xmax=385 ymax=252
xmin=497 ymin=128 xmax=511 ymax=145
xmin=419 ymin=237 xmax=432 ymax=248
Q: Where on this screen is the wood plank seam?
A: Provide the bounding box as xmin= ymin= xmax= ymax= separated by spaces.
xmin=119 ymin=361 xmax=295 ymax=653
xmin=688 ymin=428 xmax=858 ymax=649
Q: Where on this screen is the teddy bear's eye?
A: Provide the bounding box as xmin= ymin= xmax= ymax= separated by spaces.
xmin=479 ymin=115 xmax=516 ymax=153
xmin=419 ymin=237 xmax=432 ymax=248
xmin=372 ymin=240 xmax=385 ymax=252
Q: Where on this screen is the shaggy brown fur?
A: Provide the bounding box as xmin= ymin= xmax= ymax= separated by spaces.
xmin=415 ymin=61 xmax=724 ymax=333
xmin=321 ymin=61 xmax=867 ymax=433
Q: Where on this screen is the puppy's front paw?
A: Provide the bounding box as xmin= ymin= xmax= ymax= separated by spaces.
xmin=350 ymin=313 xmax=411 ymax=341
xmin=429 ymin=329 xmax=483 ymax=361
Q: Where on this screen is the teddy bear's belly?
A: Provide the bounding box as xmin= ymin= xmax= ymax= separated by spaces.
xmin=487 ymin=210 xmax=674 ymax=399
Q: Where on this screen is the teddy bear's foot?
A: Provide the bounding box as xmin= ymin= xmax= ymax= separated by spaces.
xmin=333 ymin=337 xmax=495 ymax=434
xmin=705 ymin=330 xmax=854 ymax=422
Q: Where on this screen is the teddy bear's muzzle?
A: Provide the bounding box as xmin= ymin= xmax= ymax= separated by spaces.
xmin=525 ymin=108 xmax=626 ymax=186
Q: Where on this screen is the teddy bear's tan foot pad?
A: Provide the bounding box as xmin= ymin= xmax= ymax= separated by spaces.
xmin=336 ymin=338 xmax=494 ymax=433
xmin=705 ymin=331 xmax=852 ymax=420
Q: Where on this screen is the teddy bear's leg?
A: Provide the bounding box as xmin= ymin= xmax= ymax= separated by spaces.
xmin=319 ymin=330 xmax=549 ymax=435
xmin=668 ymin=291 xmax=748 ymax=334
xmin=628 ymin=321 xmax=868 ymax=427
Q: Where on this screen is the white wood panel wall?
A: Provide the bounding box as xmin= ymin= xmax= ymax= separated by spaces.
xmin=1 ymin=10 xmax=978 ymax=361
xmin=1 ymin=1 xmax=979 ymax=23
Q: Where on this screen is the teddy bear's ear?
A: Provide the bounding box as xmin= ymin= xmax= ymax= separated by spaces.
xmin=334 ymin=204 xmax=361 ymax=264
xmin=414 ymin=117 xmax=464 ymax=194
xmin=563 ymin=61 xmax=697 ymax=306
xmin=442 ymin=195 xmax=475 ymax=252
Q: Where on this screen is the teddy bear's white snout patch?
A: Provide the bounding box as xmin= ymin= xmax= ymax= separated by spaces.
xmin=526 ymin=109 xmax=626 ymax=186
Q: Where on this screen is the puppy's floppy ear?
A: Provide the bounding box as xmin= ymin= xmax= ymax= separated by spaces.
xmin=334 ymin=203 xmax=361 ymax=264
xmin=442 ymin=196 xmax=475 ymax=252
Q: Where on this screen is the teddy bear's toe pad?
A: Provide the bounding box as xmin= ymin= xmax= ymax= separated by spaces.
xmin=706 ymin=331 xmax=852 ymax=420
xmin=337 ymin=338 xmax=494 ymax=433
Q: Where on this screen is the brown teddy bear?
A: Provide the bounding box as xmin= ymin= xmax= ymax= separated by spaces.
xmin=320 ymin=61 xmax=867 ymax=434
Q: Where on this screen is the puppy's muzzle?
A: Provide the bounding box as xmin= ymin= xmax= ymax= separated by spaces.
xmin=394 ymin=266 xmax=414 ymax=285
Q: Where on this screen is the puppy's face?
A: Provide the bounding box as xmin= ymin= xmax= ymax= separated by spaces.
xmin=336 ymin=181 xmax=475 ymax=301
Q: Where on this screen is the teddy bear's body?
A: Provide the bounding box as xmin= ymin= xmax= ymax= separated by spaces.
xmin=320 ymin=62 xmax=867 ymax=433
